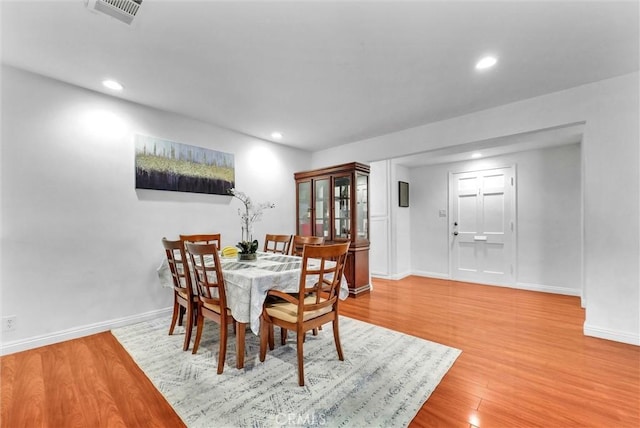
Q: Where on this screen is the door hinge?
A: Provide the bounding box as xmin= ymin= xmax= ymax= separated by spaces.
xmin=510 ymin=221 xmax=514 ymax=232
xmin=511 ymin=177 xmax=514 ymax=186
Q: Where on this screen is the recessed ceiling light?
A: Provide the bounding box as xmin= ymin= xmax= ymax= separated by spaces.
xmin=471 ymin=153 xmax=483 ymax=159
xmin=102 ymin=79 xmax=124 ymax=91
xmin=475 ymin=56 xmax=497 ymax=70
xmin=271 ymin=132 xmax=283 ymax=140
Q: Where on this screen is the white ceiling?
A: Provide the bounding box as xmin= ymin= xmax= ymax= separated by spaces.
xmin=1 ymin=1 xmax=638 ymax=156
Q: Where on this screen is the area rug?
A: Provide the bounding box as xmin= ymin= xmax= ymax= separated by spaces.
xmin=112 ymin=315 xmax=461 ymax=427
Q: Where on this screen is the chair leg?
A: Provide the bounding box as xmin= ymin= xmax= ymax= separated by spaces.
xmin=312 ymin=323 xmax=323 ymax=335
xmin=235 ymin=320 xmax=245 ymax=369
xmin=280 ymin=327 xmax=287 ymax=345
xmin=182 ymin=304 xmax=194 ymax=351
xmin=169 ymin=299 xmax=179 ymax=335
xmin=332 ymin=318 xmax=344 ymax=361
xmin=259 ymin=316 xmax=269 ymax=362
xmin=178 ymin=305 xmax=185 ymax=326
xmin=192 ymin=312 xmax=204 ymax=354
xmin=296 ymin=328 xmax=305 ymax=386
xmin=217 ymin=317 xmax=227 ymax=374
xmin=268 ymin=325 xmax=275 ymax=350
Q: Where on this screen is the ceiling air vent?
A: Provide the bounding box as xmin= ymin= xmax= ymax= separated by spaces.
xmin=86 ymin=0 xmax=142 ymax=25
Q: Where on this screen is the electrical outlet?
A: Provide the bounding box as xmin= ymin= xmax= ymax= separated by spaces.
xmin=2 ymin=316 xmax=17 ymax=332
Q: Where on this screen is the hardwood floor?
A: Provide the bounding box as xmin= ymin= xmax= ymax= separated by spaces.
xmin=1 ymin=331 xmax=184 ymax=427
xmin=340 ymin=277 xmax=640 ymax=427
xmin=2 ymin=276 xmax=639 ymax=427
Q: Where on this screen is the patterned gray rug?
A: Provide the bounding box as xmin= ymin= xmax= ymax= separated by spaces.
xmin=112 ymin=315 xmax=460 ymax=428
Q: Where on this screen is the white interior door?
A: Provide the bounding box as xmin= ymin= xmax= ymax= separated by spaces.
xmin=450 ymin=166 xmax=515 ymax=286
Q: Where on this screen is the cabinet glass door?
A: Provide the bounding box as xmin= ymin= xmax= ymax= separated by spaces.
xmin=356 ymin=173 xmax=368 ymax=240
xmin=334 ymin=175 xmax=351 ymax=240
xmin=297 ymin=181 xmax=312 ymax=236
xmin=314 ymin=178 xmax=330 ymax=238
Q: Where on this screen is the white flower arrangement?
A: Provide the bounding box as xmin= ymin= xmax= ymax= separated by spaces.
xmin=228 ymin=188 xmax=275 ymax=253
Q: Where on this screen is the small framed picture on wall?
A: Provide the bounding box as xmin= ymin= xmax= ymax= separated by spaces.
xmin=399 ymin=181 xmax=409 ymax=207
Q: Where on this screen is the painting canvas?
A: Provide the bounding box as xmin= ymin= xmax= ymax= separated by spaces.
xmin=135 ymin=135 xmax=235 ymax=195
xmin=399 ymin=181 xmax=409 ymax=207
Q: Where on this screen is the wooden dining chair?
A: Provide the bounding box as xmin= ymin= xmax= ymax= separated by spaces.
xmin=259 ymin=242 xmax=350 ymax=386
xmin=185 ymin=241 xmax=238 ymax=374
xmin=162 ymin=237 xmax=198 ymax=351
xmin=280 ymin=235 xmax=327 ymax=341
xmin=290 ymin=235 xmax=324 ymax=256
xmin=263 ymin=234 xmax=292 ymax=254
xmin=180 ymin=233 xmax=222 ymax=249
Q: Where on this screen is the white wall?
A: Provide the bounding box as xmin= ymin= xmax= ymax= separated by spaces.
xmin=406 ymin=161 xmax=451 ymax=279
xmin=313 ymin=72 xmax=639 ymax=345
xmin=408 ymin=144 xmax=582 ymax=295
xmin=0 ymin=66 xmax=312 ymax=353
xmin=2 ymin=66 xmax=637 ymax=349
xmin=369 ymin=161 xmax=390 ymax=277
xmin=391 ymin=164 xmax=411 ymax=279
xmin=369 ymin=161 xmax=412 ymax=280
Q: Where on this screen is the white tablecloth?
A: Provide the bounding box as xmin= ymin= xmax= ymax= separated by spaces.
xmin=157 ymin=251 xmax=348 ymax=334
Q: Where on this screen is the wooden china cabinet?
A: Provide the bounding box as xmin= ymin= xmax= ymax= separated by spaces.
xmin=294 ymin=162 xmax=370 ymax=297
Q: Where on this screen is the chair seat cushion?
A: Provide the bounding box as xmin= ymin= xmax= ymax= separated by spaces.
xmin=177 ymin=290 xmax=197 ymax=302
xmin=202 ymin=301 xmax=231 ymax=315
xmin=265 ymin=296 xmax=332 ymax=323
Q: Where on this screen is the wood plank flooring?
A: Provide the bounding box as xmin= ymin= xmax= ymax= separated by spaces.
xmin=1 ymin=330 xmax=184 ymax=427
xmin=340 ymin=277 xmax=640 ymax=427
xmin=2 ymin=276 xmax=639 ymax=427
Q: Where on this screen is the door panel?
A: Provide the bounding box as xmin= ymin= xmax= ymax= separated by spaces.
xmin=485 ymin=243 xmax=505 ymax=273
xmin=484 ymin=193 xmax=505 ymax=233
xmin=450 ymin=167 xmax=515 ymax=285
xmin=458 ymin=242 xmax=477 ymax=272
xmin=459 ymin=195 xmax=478 ymax=231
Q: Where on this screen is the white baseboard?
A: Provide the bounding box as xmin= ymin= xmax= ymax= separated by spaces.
xmin=455 ymin=280 xmax=581 ymax=297
xmin=514 ymin=282 xmax=581 ymax=296
xmin=371 ymin=271 xmax=415 ymax=280
xmin=372 ymin=271 xmax=450 ymax=281
xmin=370 ymin=272 xmax=390 ymax=279
xmin=0 ymin=307 xmax=172 ymax=356
xmin=390 ymin=270 xmax=412 ymax=280
xmin=583 ymin=322 xmax=640 ymax=346
xmin=379 ymin=272 xmax=581 ymax=299
xmin=411 ymin=270 xmax=451 ymax=280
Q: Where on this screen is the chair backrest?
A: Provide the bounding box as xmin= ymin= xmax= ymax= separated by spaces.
xmin=184 ymin=242 xmax=227 ymax=308
xmin=297 ymin=242 xmax=350 ymax=316
xmin=263 ymin=234 xmax=292 ymax=254
xmin=180 ymin=233 xmax=222 ymax=250
xmin=291 ymin=235 xmax=324 ymax=256
xmin=162 ymin=237 xmax=194 ymax=299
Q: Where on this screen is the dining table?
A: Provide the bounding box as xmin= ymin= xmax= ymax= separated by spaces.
xmin=157 ymin=251 xmax=349 ymax=369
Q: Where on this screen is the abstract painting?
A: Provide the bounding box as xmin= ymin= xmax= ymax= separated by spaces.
xmin=135 ymin=135 xmax=235 ymax=195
